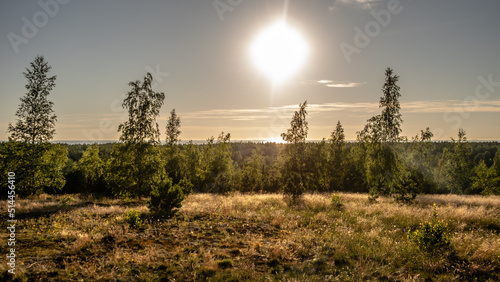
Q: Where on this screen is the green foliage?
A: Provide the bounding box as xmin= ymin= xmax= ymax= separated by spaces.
xmin=357 ymin=68 xmax=404 ymax=200
xmin=79 ymin=144 xmax=104 ymax=190
xmin=408 ymin=204 xmax=451 ymax=252
xmin=125 ymin=209 xmax=143 ymax=229
xmin=1 ymin=56 xmax=67 ymax=196
xmin=163 ymin=110 xmax=183 ymax=184
xmin=471 ymin=161 xmax=500 ymax=195
xmin=379 ymin=67 xmax=403 ymax=142
xmin=59 ymin=196 xmax=74 ymax=205
xmin=306 ymin=141 xmax=331 ymax=192
xmin=165 ymin=108 xmax=181 ymax=146
xmin=267 ymin=258 xmax=282 ymax=274
xmin=38 ymin=143 xmax=68 ymax=193
xmin=391 ymin=164 xmax=422 ymax=204
xmin=106 ymin=143 xmax=163 ymax=198
xmin=149 ymin=178 xmax=191 ymax=216
xmin=493 ymin=149 xmax=500 ymax=177
xmin=217 ymin=259 xmax=234 ymax=269
xmin=281 ymin=101 xmax=309 ymax=203
xmin=328 ymin=121 xmax=346 ymax=191
xmin=239 ymin=146 xmax=266 ymax=193
xmin=118 ymin=72 xmax=165 ymax=144
xmin=107 ymin=71 xmax=167 ymax=198
xmin=281 ymin=100 xmax=308 ymax=144
xmin=330 ymin=193 xmax=344 ymax=210
xmin=177 ymin=178 xmax=194 ymax=196
xmin=263 ymin=154 xmax=283 ymax=193
xmin=364 ymin=142 xmax=397 ymax=200
xmin=391 ymin=129 xmax=437 ymax=203
xmin=180 ymin=141 xmax=203 ymax=187
xmin=342 ymin=144 xmax=368 ymax=193
xmin=0 ymin=142 xmax=67 ymax=196
xmin=282 ymin=165 xmax=306 ymax=203
xmin=8 ymin=56 xmax=57 ymax=144
xmin=200 ymin=132 xmax=235 ymax=194
xmin=164 ymin=145 xmax=183 ymax=184
xmin=437 ymin=128 xmax=472 ymax=194
xmin=406 ymin=128 xmax=436 ymax=194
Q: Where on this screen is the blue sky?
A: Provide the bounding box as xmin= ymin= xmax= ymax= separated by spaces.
xmin=1 ymin=0 xmax=500 ymax=141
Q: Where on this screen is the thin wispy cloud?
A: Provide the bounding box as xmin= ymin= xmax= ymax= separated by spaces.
xmin=324 ymin=82 xmax=364 ymax=88
xmin=63 ymin=100 xmax=500 ymax=128
xmin=402 ymin=100 xmax=500 ymax=113
xmin=182 ymin=100 xmax=500 ymax=122
xmin=301 ymin=80 xmax=365 ymax=88
xmin=329 ymin=0 xmax=381 ymax=11
xmin=52 ymin=100 xmax=500 ymax=140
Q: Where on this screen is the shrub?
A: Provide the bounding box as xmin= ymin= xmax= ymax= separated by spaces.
xmin=149 ymin=178 xmax=192 ymax=217
xmin=392 ymin=165 xmax=422 ymax=204
xmin=330 ymin=193 xmax=344 ymax=210
xmin=408 ymin=204 xmax=451 ymax=252
xmin=267 ymin=258 xmax=281 ymax=274
xmin=178 ymin=178 xmax=194 ymax=196
xmin=125 ymin=209 xmax=143 ymax=229
xmin=217 ymin=259 xmax=234 ymax=269
xmin=59 ymin=196 xmax=74 ymax=205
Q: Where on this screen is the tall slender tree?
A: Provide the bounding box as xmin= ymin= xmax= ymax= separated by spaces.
xmin=379 ymin=67 xmax=403 ymax=142
xmin=107 ymin=72 xmax=165 ymax=198
xmin=358 ymin=68 xmax=403 ymax=200
xmin=8 ymin=55 xmax=57 ymax=144
xmin=118 ymin=72 xmax=165 ymax=144
xmin=164 ymin=108 xmax=182 ymax=183
xmin=281 ymin=101 xmax=308 ymax=144
xmin=329 ymin=121 xmax=346 ymax=191
xmin=281 ymin=101 xmax=309 ymax=203
xmin=165 ymin=108 xmax=181 ymax=146
xmin=4 ymin=56 xmax=66 ymax=196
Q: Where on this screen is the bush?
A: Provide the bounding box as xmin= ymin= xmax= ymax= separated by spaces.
xmin=149 ymin=178 xmax=192 ymax=217
xmin=59 ymin=196 xmax=74 ymax=205
xmin=392 ymin=165 xmax=422 ymax=204
xmin=217 ymin=259 xmax=234 ymax=269
xmin=125 ymin=209 xmax=143 ymax=229
xmin=330 ymin=193 xmax=344 ymax=210
xmin=408 ymin=204 xmax=451 ymax=252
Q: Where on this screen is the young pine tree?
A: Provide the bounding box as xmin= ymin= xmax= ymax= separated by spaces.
xmin=164 ymin=108 xmax=183 ymax=182
xmin=380 ymin=67 xmax=403 ymax=142
xmin=281 ymin=101 xmax=309 ymax=203
xmin=329 ymin=121 xmax=346 ymax=191
xmin=358 ymin=68 xmax=403 ymax=200
xmin=165 ymin=108 xmax=181 ymax=146
xmin=438 ymin=128 xmax=472 ymax=194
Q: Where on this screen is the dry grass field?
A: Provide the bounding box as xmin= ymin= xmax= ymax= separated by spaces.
xmin=1 ymin=193 xmax=499 ymax=281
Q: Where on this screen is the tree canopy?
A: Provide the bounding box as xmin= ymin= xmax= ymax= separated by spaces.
xmin=8 ymin=55 xmax=57 ymax=144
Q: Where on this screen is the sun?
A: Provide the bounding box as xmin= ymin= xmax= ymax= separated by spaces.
xmin=251 ymin=21 xmax=308 ymax=84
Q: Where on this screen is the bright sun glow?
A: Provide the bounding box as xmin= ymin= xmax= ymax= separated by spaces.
xmin=251 ymin=21 xmax=308 ymax=84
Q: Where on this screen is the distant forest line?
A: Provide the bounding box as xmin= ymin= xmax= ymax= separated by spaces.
xmin=2 ymin=139 xmax=499 ymax=197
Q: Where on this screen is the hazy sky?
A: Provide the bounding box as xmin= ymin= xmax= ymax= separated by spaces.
xmin=1 ymin=0 xmax=500 ymax=142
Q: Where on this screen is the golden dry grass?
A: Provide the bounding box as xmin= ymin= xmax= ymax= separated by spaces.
xmin=0 ymin=192 xmax=499 ymax=281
